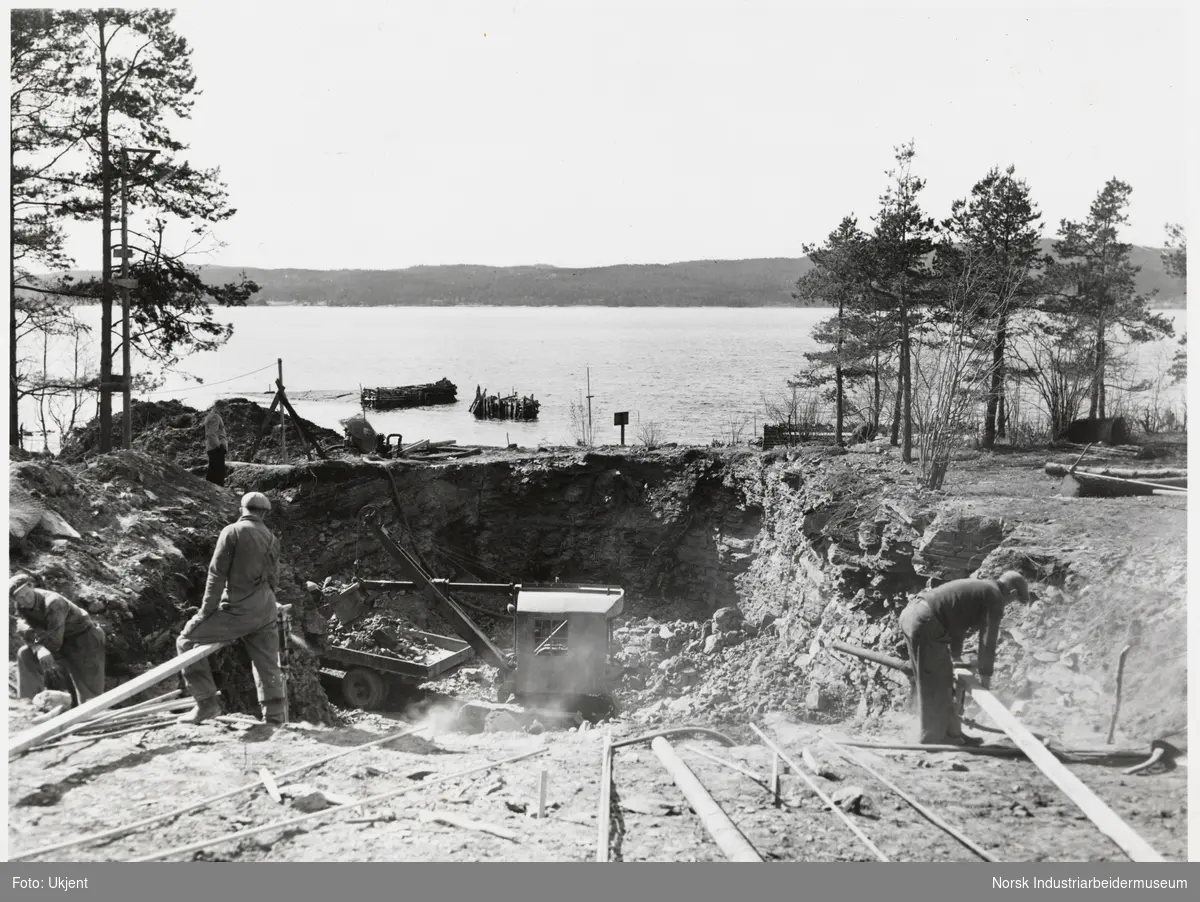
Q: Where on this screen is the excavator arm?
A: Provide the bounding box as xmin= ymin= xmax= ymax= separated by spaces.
xmin=361 ymin=506 xmax=516 ymax=673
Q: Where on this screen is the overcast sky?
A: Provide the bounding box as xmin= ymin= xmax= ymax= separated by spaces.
xmin=55 ymin=0 xmax=1191 ymax=271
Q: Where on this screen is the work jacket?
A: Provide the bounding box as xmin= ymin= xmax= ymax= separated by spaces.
xmin=12 ymin=589 xmax=96 ymax=654
xmin=920 ymin=578 xmax=1009 ymax=678
xmin=204 ymin=411 xmax=228 ymax=452
xmin=199 ymin=512 xmax=280 ymax=626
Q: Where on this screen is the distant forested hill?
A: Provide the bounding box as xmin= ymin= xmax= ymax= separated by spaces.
xmin=58 ymin=242 xmax=1186 ymax=308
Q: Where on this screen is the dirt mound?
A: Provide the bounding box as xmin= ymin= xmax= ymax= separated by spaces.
xmin=58 ymin=397 xmax=344 ymax=468
xmin=327 ymin=611 xmax=446 ymax=662
xmin=8 ymin=450 xmax=334 ymax=723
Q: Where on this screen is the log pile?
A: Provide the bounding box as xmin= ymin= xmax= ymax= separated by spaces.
xmin=469 ymin=385 xmax=539 ymax=421
xmin=361 ymin=378 xmax=457 ymax=411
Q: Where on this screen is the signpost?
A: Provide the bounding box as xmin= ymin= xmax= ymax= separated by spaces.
xmin=614 ymin=411 xmax=629 ymax=445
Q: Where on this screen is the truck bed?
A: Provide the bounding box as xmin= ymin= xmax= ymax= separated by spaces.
xmin=321 ymin=628 xmax=473 ymax=680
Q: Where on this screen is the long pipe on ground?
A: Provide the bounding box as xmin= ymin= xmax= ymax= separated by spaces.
xmin=750 ymin=724 xmax=889 ymax=861
xmin=596 ymin=731 xmax=613 ymax=862
xmin=964 ymin=675 xmax=1166 ymax=862
xmin=818 ymin=734 xmax=999 ymax=862
xmin=650 ymin=737 xmax=762 ymax=862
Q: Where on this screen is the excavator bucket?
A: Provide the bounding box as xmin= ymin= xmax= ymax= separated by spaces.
xmin=332 ymin=582 xmax=373 ymax=626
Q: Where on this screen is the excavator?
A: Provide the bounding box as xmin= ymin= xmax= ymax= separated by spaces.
xmin=318 ymin=505 xmax=625 ymax=719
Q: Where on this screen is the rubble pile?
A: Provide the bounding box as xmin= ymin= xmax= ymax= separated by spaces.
xmin=58 ymin=397 xmax=344 ymax=468
xmin=326 ymin=612 xmax=444 ymax=663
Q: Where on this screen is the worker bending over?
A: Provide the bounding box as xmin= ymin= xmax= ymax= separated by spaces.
xmin=176 ymin=491 xmax=288 ymax=725
xmin=899 ymin=570 xmax=1030 ymax=745
xmin=10 ymin=574 xmax=107 ymax=705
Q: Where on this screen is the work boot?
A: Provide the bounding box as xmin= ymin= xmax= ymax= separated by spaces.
xmin=177 ymin=696 xmax=223 ymax=725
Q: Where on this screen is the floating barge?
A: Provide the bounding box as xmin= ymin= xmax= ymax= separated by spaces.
xmin=469 ymin=385 xmax=540 ymax=421
xmin=360 ymin=378 xmax=457 ymax=411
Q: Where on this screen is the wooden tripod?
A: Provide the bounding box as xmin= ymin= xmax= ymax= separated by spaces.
xmin=247 ymin=359 xmax=328 ymax=463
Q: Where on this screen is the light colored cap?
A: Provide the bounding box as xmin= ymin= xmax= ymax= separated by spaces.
xmin=241 ymin=491 xmax=272 ymax=512
xmin=9 ymin=572 xmax=35 ymax=598
xmin=997 ymin=570 xmax=1030 ymax=603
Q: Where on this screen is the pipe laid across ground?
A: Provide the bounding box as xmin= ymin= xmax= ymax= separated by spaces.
xmin=650 ymin=737 xmax=762 ymax=862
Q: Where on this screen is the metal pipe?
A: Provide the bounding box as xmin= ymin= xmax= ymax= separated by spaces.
xmin=829 ymin=641 xmax=913 ymax=676
xmin=650 ymin=737 xmax=762 ymax=862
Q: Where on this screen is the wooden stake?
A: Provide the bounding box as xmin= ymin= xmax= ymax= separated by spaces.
xmin=537 ymin=768 xmax=548 ymax=819
xmin=8 ymin=644 xmax=222 ymax=758
xmin=596 ymin=730 xmax=613 ymax=861
xmin=1107 ymin=644 xmax=1132 ymax=745
xmin=651 ymin=736 xmax=762 ymax=862
xmin=965 ymin=676 xmax=1165 ymax=862
xmin=126 ymin=747 xmax=546 ymax=862
xmin=751 ymin=724 xmax=889 ymax=861
xmin=278 ymin=359 xmax=287 ymax=462
xmin=770 ymin=751 xmax=781 ymax=806
xmin=819 ymin=734 xmax=998 ymax=862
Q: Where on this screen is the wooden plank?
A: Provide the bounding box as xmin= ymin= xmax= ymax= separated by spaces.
xmin=259 ymin=768 xmax=283 ymax=803
xmin=1045 ymin=462 xmax=1187 ymax=480
xmin=965 ymin=677 xmax=1165 ymax=862
xmin=596 ymin=731 xmax=613 ymax=862
xmin=8 ymin=644 xmax=222 ymax=759
xmin=651 ymin=737 xmax=763 ymax=862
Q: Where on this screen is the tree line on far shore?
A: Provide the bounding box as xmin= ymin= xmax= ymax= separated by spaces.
xmin=777 ymin=142 xmax=1186 ymax=487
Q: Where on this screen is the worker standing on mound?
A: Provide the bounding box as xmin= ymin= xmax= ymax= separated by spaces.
xmin=899 ymin=570 xmax=1030 ymax=745
xmin=10 ymin=574 xmax=107 ymax=705
xmin=176 ymin=491 xmax=288 ymax=725
xmin=203 ymin=400 xmax=229 ymax=486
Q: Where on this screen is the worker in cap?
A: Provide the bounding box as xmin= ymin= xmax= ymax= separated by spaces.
xmin=10 ymin=573 xmax=107 ymax=705
xmin=898 ymin=570 xmax=1030 ymax=746
xmin=176 ymin=490 xmax=287 ymax=725
xmin=203 ymin=400 xmax=229 ymax=486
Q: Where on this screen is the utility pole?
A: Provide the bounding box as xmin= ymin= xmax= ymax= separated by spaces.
xmin=104 ymin=147 xmax=157 ymax=450
xmin=586 ymin=366 xmax=594 ymax=446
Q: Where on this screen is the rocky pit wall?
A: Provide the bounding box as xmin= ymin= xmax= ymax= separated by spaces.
xmin=11 ymin=441 xmax=1185 ymax=748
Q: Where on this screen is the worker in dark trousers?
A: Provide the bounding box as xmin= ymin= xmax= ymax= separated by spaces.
xmin=203 ymin=401 xmax=229 ymax=486
xmin=176 ymin=492 xmax=287 ymax=725
xmin=10 ymin=574 xmax=107 ymax=705
xmin=899 ymin=571 xmax=1030 ymax=745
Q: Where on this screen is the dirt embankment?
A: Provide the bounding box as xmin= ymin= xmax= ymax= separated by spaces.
xmin=57 ymin=397 xmax=344 ymax=469
xmin=9 ymin=450 xmax=333 ymax=724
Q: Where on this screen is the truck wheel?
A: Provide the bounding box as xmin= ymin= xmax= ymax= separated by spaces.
xmin=342 ymin=667 xmax=387 ymax=710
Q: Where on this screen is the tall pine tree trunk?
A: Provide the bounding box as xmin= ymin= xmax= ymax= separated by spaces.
xmin=97 ymin=14 xmax=114 ymax=452
xmin=835 ymin=299 xmax=844 ymax=444
xmin=890 ymin=369 xmax=902 ymax=446
xmin=983 ymin=312 xmax=1008 ymax=449
xmin=872 ymin=356 xmax=881 ymax=432
xmin=900 ymin=295 xmax=913 ymax=463
xmin=9 ymin=153 xmax=19 ymax=447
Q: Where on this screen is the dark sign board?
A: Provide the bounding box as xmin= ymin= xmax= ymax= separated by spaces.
xmin=613 ymin=411 xmax=629 ymax=426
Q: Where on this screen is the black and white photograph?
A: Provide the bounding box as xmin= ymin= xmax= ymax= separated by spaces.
xmin=5 ymin=0 xmax=1193 ymax=873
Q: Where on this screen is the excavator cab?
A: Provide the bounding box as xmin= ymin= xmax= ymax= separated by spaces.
xmin=502 ymin=585 xmax=624 ymax=714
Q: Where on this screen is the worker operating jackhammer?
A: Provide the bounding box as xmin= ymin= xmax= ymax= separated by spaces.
xmin=176 ymin=491 xmax=288 ymax=725
xmin=898 ymin=570 xmax=1031 ymax=746
xmin=10 ymin=573 xmax=107 ymax=705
